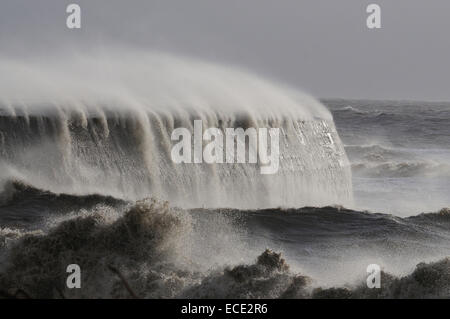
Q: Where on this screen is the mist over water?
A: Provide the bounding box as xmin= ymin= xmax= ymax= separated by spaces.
xmin=0 ymin=51 xmax=353 ymax=209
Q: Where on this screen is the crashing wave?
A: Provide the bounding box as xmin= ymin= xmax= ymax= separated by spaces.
xmin=1 ymin=198 xmax=450 ymax=298
xmin=0 ymin=51 xmax=353 ymax=209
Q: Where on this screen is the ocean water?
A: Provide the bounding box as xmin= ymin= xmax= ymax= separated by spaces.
xmin=0 ymin=53 xmax=449 ymax=298
xmin=325 ymin=99 xmax=450 ymax=216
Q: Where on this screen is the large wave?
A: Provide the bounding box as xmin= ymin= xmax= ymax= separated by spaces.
xmin=0 ymin=51 xmax=353 ymax=209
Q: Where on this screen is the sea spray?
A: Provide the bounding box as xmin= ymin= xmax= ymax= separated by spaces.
xmin=0 ymin=51 xmax=353 ymax=208
xmin=2 ymin=198 xmax=450 ymax=298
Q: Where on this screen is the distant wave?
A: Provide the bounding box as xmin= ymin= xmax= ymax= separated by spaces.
xmin=332 ymin=105 xmax=419 ymax=123
xmin=335 ymin=106 xmax=374 ymax=114
xmin=333 ymin=105 xmax=415 ymax=118
xmin=351 ymin=160 xmax=450 ymax=178
xmin=345 ymin=144 xmax=398 ymax=153
xmin=333 ymin=106 xmax=389 ymax=117
xmin=345 ymin=144 xmax=407 ymax=161
xmin=344 ymin=144 xmax=450 ymax=178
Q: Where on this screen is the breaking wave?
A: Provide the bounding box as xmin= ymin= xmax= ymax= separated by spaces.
xmin=0 ymin=51 xmax=352 ymax=209
xmin=1 ymin=197 xmax=450 ymax=298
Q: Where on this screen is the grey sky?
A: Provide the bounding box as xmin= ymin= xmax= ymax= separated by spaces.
xmin=1 ymin=0 xmax=450 ymax=101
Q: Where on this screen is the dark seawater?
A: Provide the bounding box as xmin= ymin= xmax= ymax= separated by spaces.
xmin=1 ymin=99 xmax=450 ymax=298
xmin=325 ymin=99 xmax=450 ymax=216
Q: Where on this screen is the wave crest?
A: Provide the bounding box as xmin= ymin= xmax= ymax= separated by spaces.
xmin=0 ymin=52 xmax=353 ymax=209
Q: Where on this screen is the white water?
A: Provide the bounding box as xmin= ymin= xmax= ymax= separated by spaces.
xmin=0 ymin=51 xmax=353 ymax=208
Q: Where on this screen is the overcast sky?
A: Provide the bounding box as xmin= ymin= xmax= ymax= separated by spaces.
xmin=1 ymin=0 xmax=450 ymax=101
